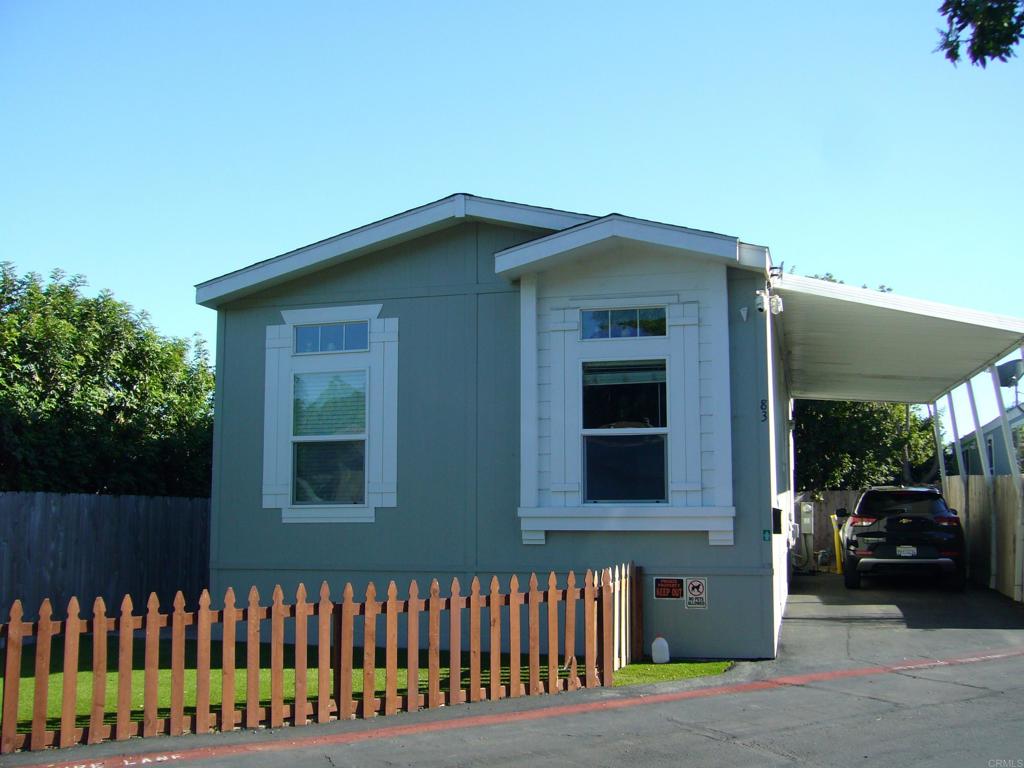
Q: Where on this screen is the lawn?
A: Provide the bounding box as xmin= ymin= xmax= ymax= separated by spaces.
xmin=0 ymin=637 xmax=731 ymax=732
xmin=612 ymin=659 xmax=732 ymax=686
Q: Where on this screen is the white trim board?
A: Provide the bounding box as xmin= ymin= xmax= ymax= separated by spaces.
xmin=494 ymin=214 xmax=750 ymax=279
xmin=517 ymin=506 xmax=736 ymax=546
xmin=196 ymin=195 xmax=593 ymax=307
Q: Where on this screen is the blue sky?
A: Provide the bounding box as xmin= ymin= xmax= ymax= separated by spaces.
xmin=2 ymin=2 xmax=1021 ymax=426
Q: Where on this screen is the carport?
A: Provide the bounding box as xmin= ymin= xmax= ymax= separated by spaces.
xmin=769 ymin=273 xmax=1024 ymax=599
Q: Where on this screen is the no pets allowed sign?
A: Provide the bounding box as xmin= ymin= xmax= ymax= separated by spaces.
xmin=684 ymin=577 xmax=707 ymax=609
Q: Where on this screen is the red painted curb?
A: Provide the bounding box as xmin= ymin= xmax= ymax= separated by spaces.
xmin=22 ymin=646 xmax=1024 ymax=768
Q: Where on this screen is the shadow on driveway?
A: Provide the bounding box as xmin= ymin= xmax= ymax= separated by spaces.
xmin=788 ymin=571 xmax=1024 ymax=630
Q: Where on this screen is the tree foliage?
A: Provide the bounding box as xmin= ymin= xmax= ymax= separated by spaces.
xmin=0 ymin=263 xmax=214 ymax=497
xmin=794 ymin=400 xmax=937 ymax=490
xmin=938 ymin=0 xmax=1024 ymax=66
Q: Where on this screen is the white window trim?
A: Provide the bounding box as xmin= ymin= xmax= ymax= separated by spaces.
xmin=264 ymin=304 xmax=398 ymax=523
xmin=518 ymin=285 xmax=735 ymax=545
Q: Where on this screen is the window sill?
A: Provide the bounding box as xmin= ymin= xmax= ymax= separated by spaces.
xmin=517 ymin=505 xmax=735 ymax=546
xmin=282 ymin=506 xmax=376 ymax=524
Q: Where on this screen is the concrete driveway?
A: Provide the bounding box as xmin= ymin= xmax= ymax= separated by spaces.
xmin=760 ymin=570 xmax=1024 ymax=678
xmin=9 ymin=574 xmax=1024 ymax=768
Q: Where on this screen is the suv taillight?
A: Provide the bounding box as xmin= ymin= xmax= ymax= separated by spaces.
xmin=849 ymin=516 xmax=877 ymax=527
xmin=935 ymin=516 xmax=961 ymax=526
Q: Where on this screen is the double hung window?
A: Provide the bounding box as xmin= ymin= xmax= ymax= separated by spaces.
xmin=292 ymin=370 xmax=366 ymax=505
xmin=582 ymin=359 xmax=668 ymax=502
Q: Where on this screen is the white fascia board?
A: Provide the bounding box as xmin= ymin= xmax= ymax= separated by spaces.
xmin=774 ymin=274 xmax=1024 ymax=335
xmin=463 ymin=196 xmax=593 ymax=230
xmin=494 ymin=214 xmax=740 ymax=278
xmin=196 ymin=196 xmax=461 ymax=307
xmin=738 ymin=242 xmax=771 ymax=273
xmin=195 ymin=194 xmax=592 ymax=308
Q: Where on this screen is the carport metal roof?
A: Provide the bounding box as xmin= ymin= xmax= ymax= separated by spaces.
xmin=772 ymin=274 xmax=1024 ymax=404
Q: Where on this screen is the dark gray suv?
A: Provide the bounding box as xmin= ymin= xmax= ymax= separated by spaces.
xmin=837 ymin=486 xmax=966 ymax=590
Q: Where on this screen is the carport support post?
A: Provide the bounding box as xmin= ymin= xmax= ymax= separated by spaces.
xmin=946 ymin=392 xmax=969 ymax=578
xmin=928 ymin=403 xmax=946 ymax=486
xmin=990 ymin=365 xmax=1024 ymax=602
xmin=966 ymin=379 xmax=997 ymax=590
xmin=946 ymin=393 xmax=966 ymax=478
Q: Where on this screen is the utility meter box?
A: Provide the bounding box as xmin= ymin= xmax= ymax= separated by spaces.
xmin=800 ymin=502 xmax=815 ymax=535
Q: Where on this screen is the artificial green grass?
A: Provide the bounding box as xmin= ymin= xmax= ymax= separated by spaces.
xmin=612 ymin=659 xmax=732 ymax=686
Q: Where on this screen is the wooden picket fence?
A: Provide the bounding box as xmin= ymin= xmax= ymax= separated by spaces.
xmin=606 ymin=562 xmax=642 ymax=671
xmin=0 ymin=565 xmax=639 ymax=754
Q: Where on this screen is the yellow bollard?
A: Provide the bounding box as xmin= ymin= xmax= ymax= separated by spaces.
xmin=830 ymin=514 xmax=843 ymax=575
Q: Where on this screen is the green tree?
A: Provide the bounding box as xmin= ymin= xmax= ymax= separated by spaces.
xmin=938 ymin=0 xmax=1024 ymax=66
xmin=794 ymin=401 xmax=937 ymax=490
xmin=0 ymin=263 xmax=214 ymax=497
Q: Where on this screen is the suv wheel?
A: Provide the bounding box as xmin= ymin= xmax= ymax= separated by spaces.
xmin=843 ymin=564 xmax=861 ymax=589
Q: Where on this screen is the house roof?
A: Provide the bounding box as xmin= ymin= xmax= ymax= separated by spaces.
xmin=196 ymin=194 xmax=1024 ymax=407
xmin=493 ymin=213 xmax=769 ymax=278
xmin=773 ymin=274 xmax=1024 ymax=404
xmin=195 ymin=194 xmax=594 ymax=307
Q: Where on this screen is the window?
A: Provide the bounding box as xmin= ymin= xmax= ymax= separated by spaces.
xmin=292 ymin=371 xmax=366 ymax=505
xmin=517 ymin=293 xmax=735 ymax=546
xmin=987 ymin=437 xmax=994 ymax=472
xmin=581 ymin=307 xmax=666 ymax=340
xmin=582 ymin=360 xmax=668 ymax=502
xmin=263 ymin=304 xmax=398 ymax=523
xmin=294 ymin=321 xmax=369 ymax=354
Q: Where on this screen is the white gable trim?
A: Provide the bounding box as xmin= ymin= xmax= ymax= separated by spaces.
xmin=196 ymin=195 xmax=593 ymax=307
xmin=495 ymin=214 xmax=741 ymax=279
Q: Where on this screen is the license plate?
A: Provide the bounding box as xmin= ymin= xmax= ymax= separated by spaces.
xmin=896 ymin=545 xmax=917 ymax=557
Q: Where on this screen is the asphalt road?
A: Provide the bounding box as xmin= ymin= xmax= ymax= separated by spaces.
xmin=9 ymin=573 xmax=1024 ymax=768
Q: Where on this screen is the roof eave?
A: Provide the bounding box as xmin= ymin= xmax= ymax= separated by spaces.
xmin=494 ymin=214 xmax=756 ymax=279
xmin=195 ymin=194 xmax=594 ymax=308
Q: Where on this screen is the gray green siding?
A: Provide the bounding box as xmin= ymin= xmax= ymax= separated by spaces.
xmin=209 ymin=224 xmax=779 ymax=659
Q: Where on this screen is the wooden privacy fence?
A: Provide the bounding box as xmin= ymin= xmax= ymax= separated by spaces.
xmin=0 ymin=492 xmax=210 ymax=619
xmin=943 ymin=474 xmax=1022 ymax=598
xmin=0 ymin=566 xmax=636 ymax=754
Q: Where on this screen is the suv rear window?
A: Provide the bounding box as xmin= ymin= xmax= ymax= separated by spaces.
xmin=857 ymin=491 xmax=948 ymax=517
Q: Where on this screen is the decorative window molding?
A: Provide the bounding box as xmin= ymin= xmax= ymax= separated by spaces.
xmin=519 ymin=286 xmax=734 ymax=545
xmin=264 ymin=304 xmax=398 ymax=523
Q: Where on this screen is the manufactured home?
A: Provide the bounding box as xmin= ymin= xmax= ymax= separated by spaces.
xmin=197 ymin=194 xmax=1024 ymax=658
